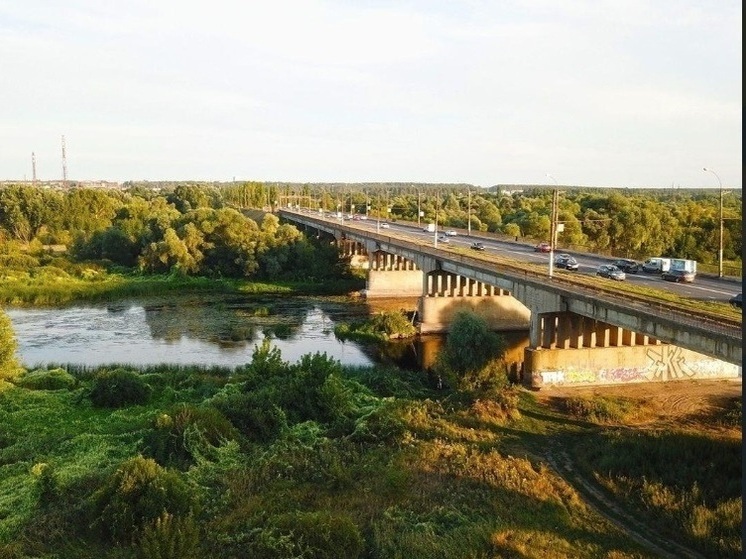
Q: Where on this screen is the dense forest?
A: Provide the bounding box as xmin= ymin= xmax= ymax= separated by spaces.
xmin=0 ymin=182 xmax=741 ymax=277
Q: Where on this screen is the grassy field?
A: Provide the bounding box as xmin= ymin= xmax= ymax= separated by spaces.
xmin=0 ymin=358 xmax=739 ymax=559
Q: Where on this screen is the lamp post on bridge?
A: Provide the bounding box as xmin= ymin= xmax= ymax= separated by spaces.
xmin=703 ymin=167 xmax=724 ymax=279
xmin=546 ymin=174 xmax=559 ymax=278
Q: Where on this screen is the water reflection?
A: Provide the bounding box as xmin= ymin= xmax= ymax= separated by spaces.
xmin=8 ymin=295 xmax=530 ymax=375
xmin=7 ymin=295 xmax=376 ymax=368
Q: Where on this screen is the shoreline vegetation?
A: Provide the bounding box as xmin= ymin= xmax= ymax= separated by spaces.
xmin=0 ymin=355 xmax=739 ymax=558
xmin=0 ymin=265 xmax=366 ymax=308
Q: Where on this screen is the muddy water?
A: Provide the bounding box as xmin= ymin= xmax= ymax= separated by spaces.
xmin=7 ymin=295 xmax=530 ymax=373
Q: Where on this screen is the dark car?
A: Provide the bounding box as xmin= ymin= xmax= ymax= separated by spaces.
xmin=661 ymin=269 xmax=695 ymax=283
xmin=554 ymin=253 xmax=579 ymax=271
xmin=729 ymin=293 xmax=742 ymax=309
xmin=596 ymin=264 xmax=626 ymax=281
xmin=470 ymin=242 xmax=485 ymax=251
xmin=611 ymin=259 xmax=640 ymax=273
xmin=534 ymin=241 xmax=551 ymax=253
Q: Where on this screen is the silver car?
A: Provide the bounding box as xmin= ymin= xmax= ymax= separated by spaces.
xmin=596 ymin=264 xmax=626 ymax=281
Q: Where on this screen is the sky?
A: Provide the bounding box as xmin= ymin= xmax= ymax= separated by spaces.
xmin=0 ymin=1 xmax=742 ymax=188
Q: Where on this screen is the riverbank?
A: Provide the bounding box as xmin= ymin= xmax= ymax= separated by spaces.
xmin=0 ymin=264 xmax=365 ymax=307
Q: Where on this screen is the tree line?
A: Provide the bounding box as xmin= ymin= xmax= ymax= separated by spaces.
xmin=0 ymin=183 xmax=345 ymax=281
xmin=0 ymin=182 xmax=741 ymax=275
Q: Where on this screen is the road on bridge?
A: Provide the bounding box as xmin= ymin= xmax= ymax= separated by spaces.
xmin=334 ymin=215 xmax=741 ymax=306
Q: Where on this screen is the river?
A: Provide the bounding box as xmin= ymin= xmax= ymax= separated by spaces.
xmin=6 ymin=294 xmax=530 ymax=374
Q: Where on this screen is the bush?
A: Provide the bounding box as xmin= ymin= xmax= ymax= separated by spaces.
xmin=211 ymin=386 xmax=288 ymax=442
xmin=0 ymin=308 xmax=20 ymax=381
xmin=89 ymin=456 xmax=196 ymax=545
xmin=144 ymin=404 xmax=240 ymax=469
xmin=16 ymin=368 xmax=77 ymax=390
xmin=89 ymin=368 xmax=151 ymax=408
xmin=435 ymin=310 xmax=507 ymax=391
xmin=242 ymin=511 xmax=363 ymax=559
xmin=137 ymin=512 xmax=200 ymax=559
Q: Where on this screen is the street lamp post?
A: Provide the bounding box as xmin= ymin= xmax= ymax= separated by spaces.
xmin=417 ymin=189 xmax=421 ymax=227
xmin=467 ymin=187 xmax=472 ymax=236
xmin=703 ymin=167 xmax=723 ymax=278
xmin=546 ymin=174 xmax=559 ymax=278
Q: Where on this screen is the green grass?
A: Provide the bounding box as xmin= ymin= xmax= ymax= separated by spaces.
xmin=0 ymin=360 xmax=738 ymax=558
xmin=0 ymin=267 xmax=364 ymax=307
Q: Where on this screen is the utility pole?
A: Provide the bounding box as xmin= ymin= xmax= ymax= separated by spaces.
xmin=61 ymin=135 xmax=68 ymax=187
xmin=31 ymin=152 xmax=37 ymax=184
xmin=703 ymin=167 xmax=724 ymax=278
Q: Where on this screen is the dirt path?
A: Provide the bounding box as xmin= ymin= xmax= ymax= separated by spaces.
xmin=535 ymin=379 xmax=741 ymax=559
xmin=534 ymin=378 xmax=742 ymax=430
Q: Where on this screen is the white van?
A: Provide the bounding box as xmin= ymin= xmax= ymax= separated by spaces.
xmin=642 ymin=257 xmax=671 ymax=273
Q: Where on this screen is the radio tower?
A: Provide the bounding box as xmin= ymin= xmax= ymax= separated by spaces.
xmin=61 ymin=135 xmax=68 ymax=187
xmin=31 ymin=152 xmax=37 ymax=184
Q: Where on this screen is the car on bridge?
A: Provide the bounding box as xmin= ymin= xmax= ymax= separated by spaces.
xmin=438 ymin=235 xmax=450 ymax=243
xmin=534 ymin=241 xmax=551 ymax=253
xmin=730 ymin=293 xmax=742 ymax=309
xmin=444 ymin=230 xmax=458 ymax=236
xmin=661 ymin=269 xmax=695 ymax=283
xmin=596 ymin=264 xmax=626 ymax=281
xmin=379 ymin=222 xmax=390 ymax=228
xmin=470 ymin=242 xmax=485 ymax=251
xmin=554 ymin=253 xmax=579 ymax=270
xmin=611 ymin=259 xmax=640 ymax=273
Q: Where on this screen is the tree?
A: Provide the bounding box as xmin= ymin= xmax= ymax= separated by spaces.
xmin=0 ymin=308 xmax=20 ymax=381
xmin=435 ymin=310 xmax=506 ymax=391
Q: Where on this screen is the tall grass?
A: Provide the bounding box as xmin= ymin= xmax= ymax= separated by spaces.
xmin=572 ymin=429 xmax=741 ymax=558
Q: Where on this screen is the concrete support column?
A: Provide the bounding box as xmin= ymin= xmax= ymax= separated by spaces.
xmin=529 ymin=311 xmax=543 ymax=349
xmin=622 ymin=329 xmax=636 ymax=346
xmin=542 ymin=314 xmax=557 ymax=349
xmin=569 ymin=315 xmax=584 ymax=349
xmin=583 ymin=318 xmax=597 ymax=348
xmin=596 ymin=322 xmax=611 ymax=347
xmin=557 ymin=313 xmax=572 ymax=349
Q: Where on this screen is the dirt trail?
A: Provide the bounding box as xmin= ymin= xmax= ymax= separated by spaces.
xmin=535 ymin=379 xmax=741 ymax=559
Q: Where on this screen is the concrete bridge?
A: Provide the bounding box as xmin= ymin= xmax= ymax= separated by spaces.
xmin=280 ymin=210 xmax=742 ymax=388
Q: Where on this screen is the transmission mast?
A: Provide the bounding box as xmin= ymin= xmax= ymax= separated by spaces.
xmin=31 ymin=152 xmax=37 ymax=184
xmin=61 ymin=135 xmax=68 ymax=186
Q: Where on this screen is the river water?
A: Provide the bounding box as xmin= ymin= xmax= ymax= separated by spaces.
xmin=6 ymin=295 xmax=378 ymax=369
xmin=6 ymin=294 xmax=530 ymax=374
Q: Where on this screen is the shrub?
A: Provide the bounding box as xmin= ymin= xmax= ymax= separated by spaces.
xmin=144 ymin=404 xmax=240 ymax=469
xmin=16 ymin=368 xmax=77 ymax=390
xmin=89 ymin=456 xmax=196 ymax=545
xmin=0 ymin=308 xmax=20 ymax=381
xmin=89 ymin=368 xmax=151 ymax=408
xmin=211 ymin=387 xmax=288 ymax=442
xmin=563 ymin=395 xmax=640 ymax=423
xmin=266 ymin=511 xmax=364 ymax=559
xmin=335 ymin=311 xmax=416 ymax=341
xmin=435 ymin=310 xmax=507 ymax=391
xmin=137 ymin=512 xmax=200 ymax=559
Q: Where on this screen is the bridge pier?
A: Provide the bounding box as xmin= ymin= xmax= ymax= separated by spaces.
xmin=525 ymin=311 xmax=739 ymax=388
xmin=365 ymin=250 xmax=423 ymax=298
xmin=418 ymin=270 xmax=530 ymax=334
